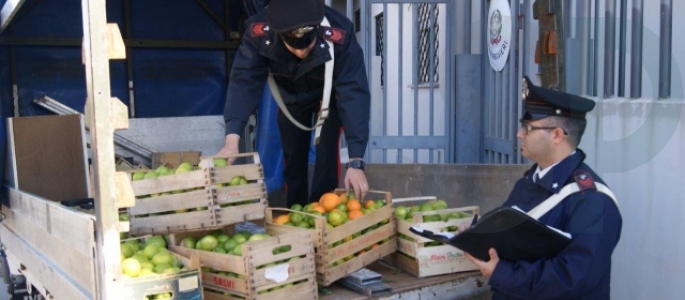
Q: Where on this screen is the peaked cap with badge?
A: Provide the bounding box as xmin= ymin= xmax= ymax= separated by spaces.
xmin=267 ymin=0 xmax=324 ymax=49
xmin=267 ymin=0 xmax=323 ymax=32
xmin=520 ymin=76 xmax=596 ymax=122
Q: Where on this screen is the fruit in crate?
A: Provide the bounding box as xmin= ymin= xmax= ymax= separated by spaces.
xmin=132 ymin=171 xmax=146 ymax=181
xmin=214 ymin=158 xmax=228 ymax=167
xmin=120 ymin=235 xmax=186 ymax=278
xmin=180 ymin=231 xmax=272 ymax=256
xmin=279 ymin=192 xmax=388 ymax=229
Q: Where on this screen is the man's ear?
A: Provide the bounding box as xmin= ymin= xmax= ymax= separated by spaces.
xmin=552 ymin=128 xmax=567 ymax=144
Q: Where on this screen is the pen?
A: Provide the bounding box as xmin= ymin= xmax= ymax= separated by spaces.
xmin=471 ymin=214 xmax=479 ymax=226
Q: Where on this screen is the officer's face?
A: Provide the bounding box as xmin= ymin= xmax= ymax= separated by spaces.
xmin=517 ymin=120 xmax=555 ymax=162
xmin=283 ymin=39 xmax=317 ymax=59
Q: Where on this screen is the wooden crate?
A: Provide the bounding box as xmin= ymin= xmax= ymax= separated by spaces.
xmin=392 ymin=196 xmax=480 ymax=278
xmin=168 ymin=224 xmax=318 ymax=299
xmin=265 ymin=189 xmax=397 ymax=286
xmin=127 ymin=152 xmax=268 ymax=235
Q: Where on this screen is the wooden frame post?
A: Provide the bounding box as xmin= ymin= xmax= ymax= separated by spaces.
xmin=81 ymin=0 xmax=122 ymax=299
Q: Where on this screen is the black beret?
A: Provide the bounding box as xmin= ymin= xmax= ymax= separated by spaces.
xmin=267 ymin=0 xmax=324 ymax=33
xmin=520 ymin=76 xmax=596 ymax=121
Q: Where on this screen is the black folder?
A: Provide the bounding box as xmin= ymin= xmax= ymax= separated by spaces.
xmin=410 ymin=207 xmax=571 ymax=262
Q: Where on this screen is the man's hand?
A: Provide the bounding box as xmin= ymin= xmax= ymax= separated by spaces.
xmin=216 ymin=134 xmax=240 ymax=165
xmin=344 ymin=168 xmax=368 ymax=200
xmin=465 ymin=248 xmax=500 ymax=277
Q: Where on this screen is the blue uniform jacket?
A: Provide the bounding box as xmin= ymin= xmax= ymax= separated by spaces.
xmin=490 ymin=150 xmax=622 ymax=300
xmin=223 ymin=7 xmax=371 ymax=158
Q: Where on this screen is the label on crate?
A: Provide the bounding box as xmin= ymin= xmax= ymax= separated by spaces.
xmin=265 ymin=263 xmax=290 ymax=283
xmin=417 ymin=250 xmax=469 ymax=268
xmin=178 ymin=275 xmax=199 ymax=292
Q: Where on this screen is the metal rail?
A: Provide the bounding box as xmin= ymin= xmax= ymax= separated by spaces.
xmin=32 ymin=96 xmax=155 ymax=165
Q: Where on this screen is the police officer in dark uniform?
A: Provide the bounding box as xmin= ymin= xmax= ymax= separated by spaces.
xmin=467 ymin=76 xmax=623 ymax=300
xmin=218 ymin=0 xmax=371 ymax=206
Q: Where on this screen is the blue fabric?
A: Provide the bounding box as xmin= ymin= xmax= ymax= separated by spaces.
xmin=0 ymin=0 xmax=230 ymax=118
xmin=255 ymin=85 xmax=284 ymax=193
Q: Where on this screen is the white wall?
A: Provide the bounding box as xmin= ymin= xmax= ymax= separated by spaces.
xmin=581 ymin=99 xmax=685 ymax=300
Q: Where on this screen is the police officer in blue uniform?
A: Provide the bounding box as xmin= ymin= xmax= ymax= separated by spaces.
xmin=467 ymin=76 xmax=623 ymax=300
xmin=218 ymin=0 xmax=371 ymax=206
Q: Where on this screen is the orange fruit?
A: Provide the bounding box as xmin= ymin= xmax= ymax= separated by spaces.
xmin=274 ymin=215 xmax=290 ymax=225
xmin=319 ymin=193 xmax=341 ymax=212
xmin=338 ymin=193 xmax=349 ymax=205
xmin=348 ymin=210 xmax=364 ymax=220
xmin=346 ymin=199 xmax=362 ymax=212
xmin=310 ymin=205 xmax=326 ymax=214
xmin=364 ymin=200 xmax=375 ymax=209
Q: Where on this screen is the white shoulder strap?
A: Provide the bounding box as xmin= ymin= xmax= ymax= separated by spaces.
xmin=267 ymin=16 xmax=334 ymax=145
xmin=527 ymin=182 xmax=619 ymax=220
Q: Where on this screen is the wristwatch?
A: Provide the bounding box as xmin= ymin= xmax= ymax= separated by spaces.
xmin=346 ymin=160 xmax=365 ymax=171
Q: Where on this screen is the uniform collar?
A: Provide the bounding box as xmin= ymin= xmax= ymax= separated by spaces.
xmin=534 ymin=149 xmax=586 ymax=193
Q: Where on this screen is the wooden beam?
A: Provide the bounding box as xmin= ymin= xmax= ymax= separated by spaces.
xmin=106 ymin=23 xmax=126 ymax=60
xmin=81 ymin=0 xmax=123 ymax=299
xmin=0 ymin=0 xmax=27 ymax=32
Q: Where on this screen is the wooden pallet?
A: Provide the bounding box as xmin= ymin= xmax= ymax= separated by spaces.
xmin=127 ymin=152 xmax=267 ymax=235
xmin=168 ymin=225 xmax=318 ymax=299
xmin=265 ymin=190 xmax=397 ymax=286
xmin=393 ymin=196 xmax=480 ymax=278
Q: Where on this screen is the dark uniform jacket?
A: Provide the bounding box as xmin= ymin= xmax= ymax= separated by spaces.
xmin=490 ymin=150 xmax=622 ymax=300
xmin=224 ymin=7 xmax=370 ymax=158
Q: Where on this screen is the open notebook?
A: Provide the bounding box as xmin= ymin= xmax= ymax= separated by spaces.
xmin=410 ymin=207 xmax=571 ymax=262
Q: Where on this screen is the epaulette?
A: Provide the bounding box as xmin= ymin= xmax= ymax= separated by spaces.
xmin=320 ymin=26 xmax=346 ymax=44
xmin=573 ymin=169 xmax=596 ymax=194
xmin=249 ymin=22 xmax=270 ymax=38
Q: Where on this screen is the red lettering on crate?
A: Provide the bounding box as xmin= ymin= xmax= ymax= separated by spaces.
xmin=288 ymin=265 xmax=295 ymax=274
xmin=212 ymin=276 xmax=235 ymax=289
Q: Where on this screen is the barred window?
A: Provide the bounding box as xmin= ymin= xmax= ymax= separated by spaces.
xmin=375 ymin=13 xmax=384 ymax=86
xmin=418 ymin=3 xmax=439 ymax=84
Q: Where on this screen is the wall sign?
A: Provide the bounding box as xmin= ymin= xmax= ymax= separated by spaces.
xmin=488 ymin=0 xmax=513 ymax=72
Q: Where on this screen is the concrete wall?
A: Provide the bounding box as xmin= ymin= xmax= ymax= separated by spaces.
xmin=364 ymin=164 xmax=529 ymax=214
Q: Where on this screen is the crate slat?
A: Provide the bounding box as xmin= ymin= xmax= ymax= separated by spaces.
xmin=129 ymin=189 xmax=210 ymax=215
xmin=130 ymin=169 xmax=207 ymax=196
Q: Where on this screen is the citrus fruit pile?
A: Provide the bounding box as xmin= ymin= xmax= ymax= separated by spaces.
xmin=394 ymin=200 xmax=472 ymax=246
xmin=178 ymin=229 xmax=274 ymax=256
xmin=275 ymin=192 xmax=387 ymax=229
xmin=119 ymin=235 xmax=187 ymax=279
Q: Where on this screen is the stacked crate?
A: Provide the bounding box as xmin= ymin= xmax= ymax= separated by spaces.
xmin=392 ymin=197 xmax=479 ymax=277
xmin=126 ymin=152 xmax=268 ymax=235
xmin=124 ymin=152 xmax=317 ymax=299
xmin=265 ymin=190 xmax=397 ymax=286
